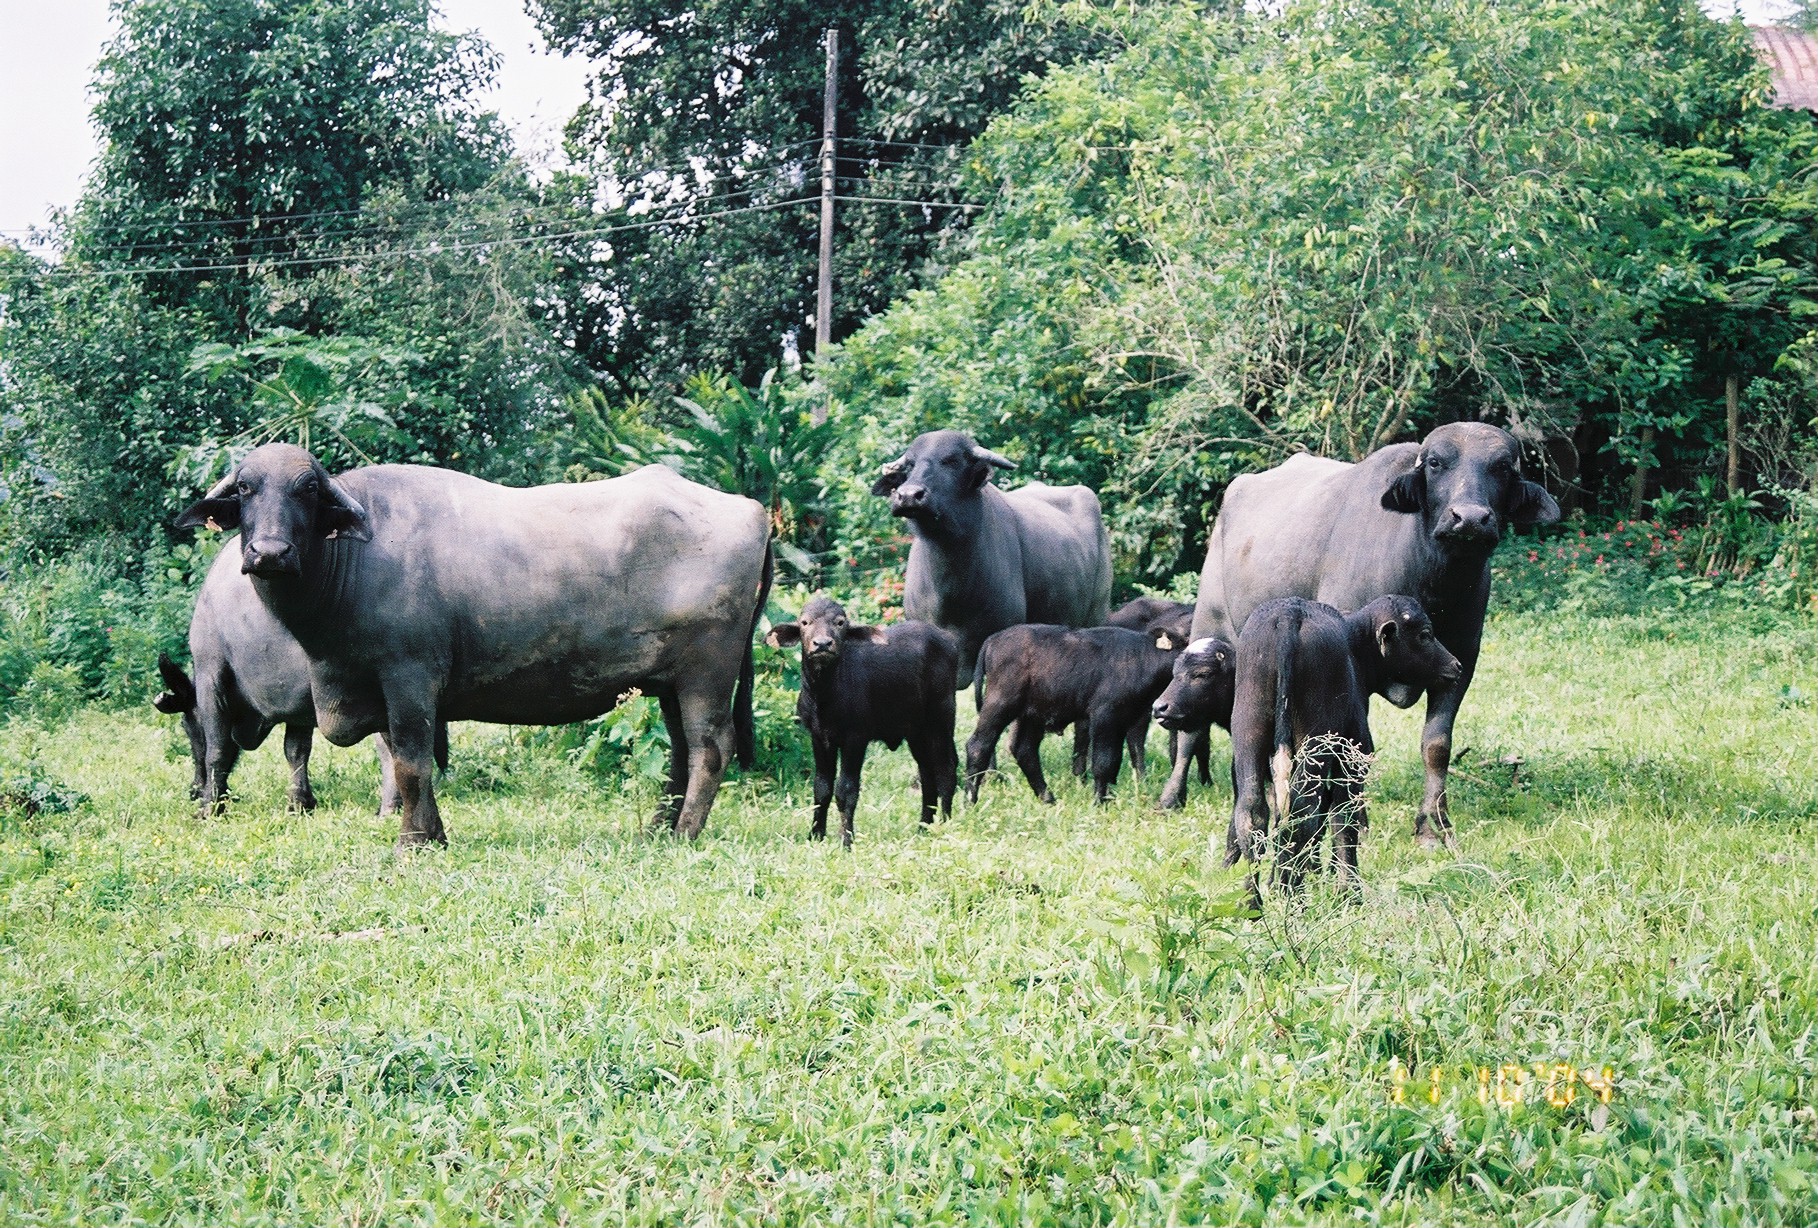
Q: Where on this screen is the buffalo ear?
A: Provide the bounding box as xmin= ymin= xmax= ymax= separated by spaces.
xmin=176 ymin=472 xmax=239 ymax=531
xmin=1508 ymin=478 xmax=1561 ymax=527
xmin=1154 ymin=629 xmax=1182 ymax=651
xmin=853 ymin=625 xmax=889 ymax=644
xmin=767 ymin=623 xmax=802 ymax=648
xmin=870 ymin=456 xmax=909 ymax=496
xmin=965 ymin=444 xmax=1015 ymax=490
xmin=318 ymin=475 xmax=371 ymax=541
xmin=1381 ymin=467 xmax=1424 ymax=514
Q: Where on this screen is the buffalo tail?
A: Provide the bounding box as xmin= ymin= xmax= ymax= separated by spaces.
xmin=1270 ymin=607 xmax=1300 ymax=825
xmin=734 ymin=540 xmax=774 ymax=770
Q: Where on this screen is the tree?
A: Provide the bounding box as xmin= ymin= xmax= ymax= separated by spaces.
xmin=528 ymin=0 xmax=1104 ymax=392
xmin=827 ymin=0 xmax=1818 ymax=578
xmin=0 ymin=0 xmax=568 ymax=557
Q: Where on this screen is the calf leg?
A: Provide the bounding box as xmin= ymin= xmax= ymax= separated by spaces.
xmin=908 ymin=736 xmax=945 ymax=825
xmin=1070 ymin=722 xmax=1089 ymax=779
xmin=964 ymin=705 xmax=1016 ymax=804
xmin=834 ymin=740 xmax=868 ymax=849
xmin=809 ymin=737 xmax=836 ymax=841
xmin=1009 ymin=718 xmax=1053 ymax=804
xmin=671 ymin=681 xmax=735 ymax=840
xmin=1125 ymin=714 xmax=1149 ymax=779
xmin=282 ymin=724 xmax=316 ymax=813
xmin=1088 ymin=713 xmax=1126 ymax=804
xmin=1332 ymin=781 xmax=1366 ymax=897
xmin=1195 ymin=728 xmax=1213 ymax=786
xmin=1158 ymin=726 xmax=1204 ymax=810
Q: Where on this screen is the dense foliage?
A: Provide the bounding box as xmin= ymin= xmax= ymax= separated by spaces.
xmin=827 ymin=0 xmax=1818 ymax=578
xmin=0 ymin=0 xmax=570 ymax=555
xmin=527 ymin=0 xmax=1104 ymax=390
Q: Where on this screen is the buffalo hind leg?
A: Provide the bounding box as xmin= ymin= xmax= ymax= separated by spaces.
xmin=963 ymin=706 xmax=1017 ymax=804
xmin=1088 ymin=713 xmax=1125 ymax=803
xmin=671 ymin=683 xmax=734 ymax=840
xmin=834 ymin=739 xmax=868 ymax=849
xmin=283 ymin=724 xmax=316 ymax=813
xmin=808 ymin=737 xmax=836 ymax=841
xmin=1070 ymin=723 xmax=1090 ymax=779
xmin=908 ymin=735 xmax=951 ymax=826
xmin=1009 ymin=718 xmax=1053 ymax=804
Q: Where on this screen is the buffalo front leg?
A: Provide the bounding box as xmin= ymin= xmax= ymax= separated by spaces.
xmin=1124 ymin=714 xmax=1149 ymax=779
xmin=375 ymin=734 xmax=401 ymax=816
xmin=282 ymin=724 xmax=317 ymax=812
xmin=808 ymin=737 xmax=836 ymax=841
xmin=199 ymin=741 xmax=241 ymax=820
xmin=1415 ymin=680 xmax=1468 ymax=850
xmin=1158 ymin=726 xmax=1203 ymax=811
xmin=387 ymin=701 xmax=446 ymax=849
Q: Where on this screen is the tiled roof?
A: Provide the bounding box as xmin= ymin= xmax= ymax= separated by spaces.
xmin=1752 ymin=25 xmax=1818 ymax=113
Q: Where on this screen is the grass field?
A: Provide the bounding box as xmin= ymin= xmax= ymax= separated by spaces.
xmin=2 ymin=594 xmax=1816 ymax=1225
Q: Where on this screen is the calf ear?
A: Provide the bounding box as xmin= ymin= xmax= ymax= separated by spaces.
xmin=1375 ymin=618 xmax=1400 ymax=658
xmin=767 ymin=623 xmax=802 ymax=648
xmin=318 ymin=475 xmax=371 ymax=541
xmin=1508 ymin=478 xmax=1560 ymax=527
xmin=1381 ymin=467 xmax=1424 ymax=514
xmin=175 ymin=472 xmax=240 ymax=531
xmin=870 ymin=455 xmax=909 ymax=496
xmin=1154 ymin=629 xmax=1182 ymax=651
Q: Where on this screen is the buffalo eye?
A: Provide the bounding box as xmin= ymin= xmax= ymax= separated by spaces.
xmin=236 ymin=480 xmax=252 ymax=496
xmin=941 ymin=456 xmax=960 ymax=468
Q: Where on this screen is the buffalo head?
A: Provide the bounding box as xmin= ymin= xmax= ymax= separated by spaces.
xmin=175 ymin=443 xmax=369 ymax=577
xmin=1358 ymin=595 xmax=1462 ymax=709
xmin=1380 ymin=423 xmax=1559 ymax=552
xmin=870 ymin=430 xmax=1015 ymax=526
xmin=767 ymin=595 xmax=886 ymax=668
xmin=1152 ymin=635 xmax=1236 ymax=731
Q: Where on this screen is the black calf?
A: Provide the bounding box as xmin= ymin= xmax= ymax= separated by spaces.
xmin=768 ymin=596 xmax=959 ymax=848
xmin=1225 ymin=596 xmax=1460 ymax=899
xmin=966 ymin=624 xmax=1183 ymax=805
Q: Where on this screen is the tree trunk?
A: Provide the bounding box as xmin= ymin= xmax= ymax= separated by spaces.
xmin=1725 ymin=372 xmax=1741 ymax=498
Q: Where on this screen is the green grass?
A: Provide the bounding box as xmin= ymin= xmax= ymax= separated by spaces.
xmin=2 ymin=601 xmax=1816 ymax=1225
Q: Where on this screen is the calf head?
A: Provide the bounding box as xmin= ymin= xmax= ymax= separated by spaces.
xmin=766 ymin=596 xmax=887 ymax=670
xmin=1380 ymin=423 xmax=1559 ymax=553
xmin=175 ymin=443 xmax=369 ymax=577
xmin=1152 ymin=635 xmax=1236 ymax=730
xmin=870 ymin=430 xmax=1015 ymax=529
xmin=1356 ymin=595 xmax=1462 ymax=708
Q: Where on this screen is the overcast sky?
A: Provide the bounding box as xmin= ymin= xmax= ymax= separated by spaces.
xmin=0 ymin=0 xmax=594 ymax=237
xmin=0 ymin=0 xmax=1800 ymax=238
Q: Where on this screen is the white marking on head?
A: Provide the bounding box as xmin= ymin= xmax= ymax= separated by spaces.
xmin=1185 ymin=637 xmax=1218 ymax=656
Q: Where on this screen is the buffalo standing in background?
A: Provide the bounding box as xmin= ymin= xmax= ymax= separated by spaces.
xmin=152 ymin=548 xmax=441 ymax=818
xmin=872 ymin=430 xmax=1112 ymax=688
xmin=176 ymin=443 xmax=770 ymax=848
xmin=1161 ymin=423 xmax=1559 ymax=847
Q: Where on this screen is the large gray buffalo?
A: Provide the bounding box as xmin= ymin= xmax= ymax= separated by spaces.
xmin=1160 ymin=422 xmax=1559 ymax=846
xmin=152 ymin=547 xmax=441 ymax=818
xmin=176 ymin=443 xmax=770 ymax=847
xmin=872 ymin=430 xmax=1112 ymax=688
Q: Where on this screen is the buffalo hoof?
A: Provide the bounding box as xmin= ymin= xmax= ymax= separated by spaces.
xmin=1156 ymin=790 xmax=1184 ymax=812
xmin=1038 ymin=790 xmax=1056 ymax=805
xmin=288 ymin=792 xmax=317 ymax=814
xmin=1413 ymin=824 xmax=1457 ymax=852
xmin=395 ymin=830 xmax=447 ymax=852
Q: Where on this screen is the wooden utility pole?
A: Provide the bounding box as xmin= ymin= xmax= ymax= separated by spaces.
xmin=813 ymin=28 xmax=838 ymax=369
xmin=1725 ymin=372 xmax=1741 ymax=497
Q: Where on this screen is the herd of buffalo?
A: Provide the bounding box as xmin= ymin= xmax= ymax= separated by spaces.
xmin=153 ymin=419 xmax=1560 ymax=895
